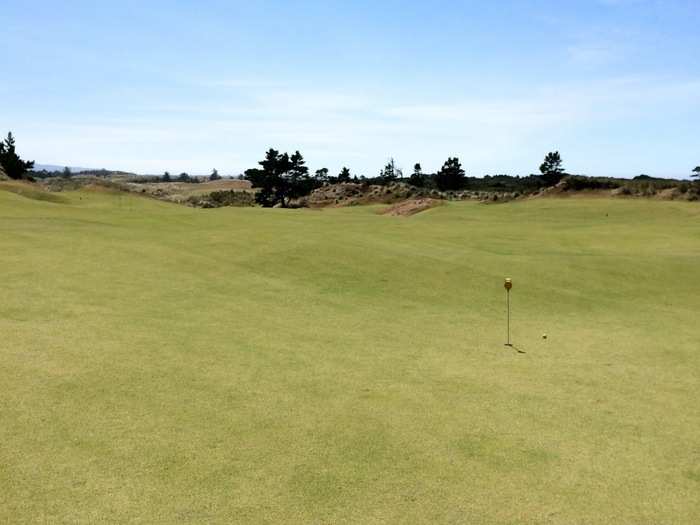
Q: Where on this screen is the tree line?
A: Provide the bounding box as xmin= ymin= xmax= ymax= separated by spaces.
xmin=2 ymin=131 xmax=699 ymax=205
xmin=241 ymin=148 xmax=571 ymax=207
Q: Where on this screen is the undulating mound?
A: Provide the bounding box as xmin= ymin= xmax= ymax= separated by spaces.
xmin=0 ymin=179 xmax=69 ymax=203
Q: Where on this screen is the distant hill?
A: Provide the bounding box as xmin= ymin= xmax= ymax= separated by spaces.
xmin=32 ymin=164 xmax=94 ymax=173
xmin=31 ymin=165 xmax=139 ymax=179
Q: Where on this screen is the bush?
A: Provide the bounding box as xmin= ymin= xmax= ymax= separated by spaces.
xmin=561 ymin=176 xmax=622 ymax=191
xmin=186 ymin=190 xmax=255 ymax=208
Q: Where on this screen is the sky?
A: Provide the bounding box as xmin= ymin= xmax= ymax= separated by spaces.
xmin=1 ymin=0 xmax=699 ymax=178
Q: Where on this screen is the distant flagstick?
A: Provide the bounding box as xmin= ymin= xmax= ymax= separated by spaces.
xmin=504 ymin=278 xmax=513 ymax=347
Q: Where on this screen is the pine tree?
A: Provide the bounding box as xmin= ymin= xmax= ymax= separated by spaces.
xmin=434 ymin=157 xmax=466 ymax=191
xmin=380 ymin=158 xmax=401 ymax=184
xmin=314 ymin=168 xmax=329 ymax=184
xmin=539 ymin=151 xmax=565 ymax=186
xmin=246 ymin=149 xmax=322 ymax=207
xmin=248 ymin=149 xmax=285 ymax=207
xmin=338 ymin=167 xmax=351 ymax=183
xmin=287 ymin=151 xmax=311 ymax=201
xmin=409 ymin=163 xmax=424 ymax=187
xmin=0 ymin=132 xmax=35 ymax=180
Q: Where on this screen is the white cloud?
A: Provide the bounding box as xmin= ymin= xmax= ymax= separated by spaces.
xmin=12 ymin=75 xmax=700 ymax=177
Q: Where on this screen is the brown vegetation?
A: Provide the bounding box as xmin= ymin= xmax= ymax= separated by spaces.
xmin=306 ymin=182 xmax=432 ymax=208
xmin=379 ymin=198 xmax=444 ymax=216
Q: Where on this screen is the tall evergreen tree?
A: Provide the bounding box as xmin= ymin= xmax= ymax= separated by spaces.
xmin=338 ymin=167 xmax=351 ymax=183
xmin=314 ymin=168 xmax=329 ymax=183
xmin=379 ymin=158 xmax=401 ymax=184
xmin=162 ymin=171 xmax=171 ymax=182
xmin=272 ymin=152 xmax=291 ymax=205
xmin=62 ymin=166 xmax=72 ymax=179
xmin=434 ymin=157 xmax=466 ymax=191
xmin=290 ymin=151 xmax=317 ymax=199
xmin=409 ymin=163 xmax=424 ymax=187
xmin=692 ymin=166 xmax=700 ymax=178
xmin=209 ymin=168 xmax=221 ymax=181
xmin=248 ymin=148 xmax=287 ymax=207
xmin=246 ymin=149 xmax=322 ymax=207
xmin=539 ymin=151 xmax=565 ymax=186
xmin=0 ymin=132 xmax=35 ymax=180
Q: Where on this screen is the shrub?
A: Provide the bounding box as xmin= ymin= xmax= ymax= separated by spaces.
xmin=561 ymin=176 xmax=622 ymax=191
xmin=186 ymin=190 xmax=254 ymax=208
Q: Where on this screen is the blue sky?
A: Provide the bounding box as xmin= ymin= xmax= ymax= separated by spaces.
xmin=2 ymin=0 xmax=699 ymax=177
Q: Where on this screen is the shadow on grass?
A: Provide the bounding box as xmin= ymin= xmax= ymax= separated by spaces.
xmin=505 ymin=343 xmax=526 ymax=354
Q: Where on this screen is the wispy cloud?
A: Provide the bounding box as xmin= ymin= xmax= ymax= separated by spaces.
xmin=14 ymin=75 xmax=700 ymax=177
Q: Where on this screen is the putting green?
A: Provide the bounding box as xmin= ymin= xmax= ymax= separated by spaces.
xmin=1 ymin=187 xmax=699 ymax=523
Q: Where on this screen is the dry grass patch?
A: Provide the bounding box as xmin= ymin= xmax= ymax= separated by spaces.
xmin=380 ymin=198 xmax=444 ymax=216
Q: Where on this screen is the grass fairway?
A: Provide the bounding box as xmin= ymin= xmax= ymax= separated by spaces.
xmin=1 ymin=187 xmax=699 ymax=523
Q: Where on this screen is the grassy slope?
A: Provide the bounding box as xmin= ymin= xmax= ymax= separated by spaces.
xmin=1 ymin=188 xmax=699 ymax=524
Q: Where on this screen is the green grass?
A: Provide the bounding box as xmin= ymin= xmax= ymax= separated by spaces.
xmin=1 ymin=187 xmax=699 ymax=523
